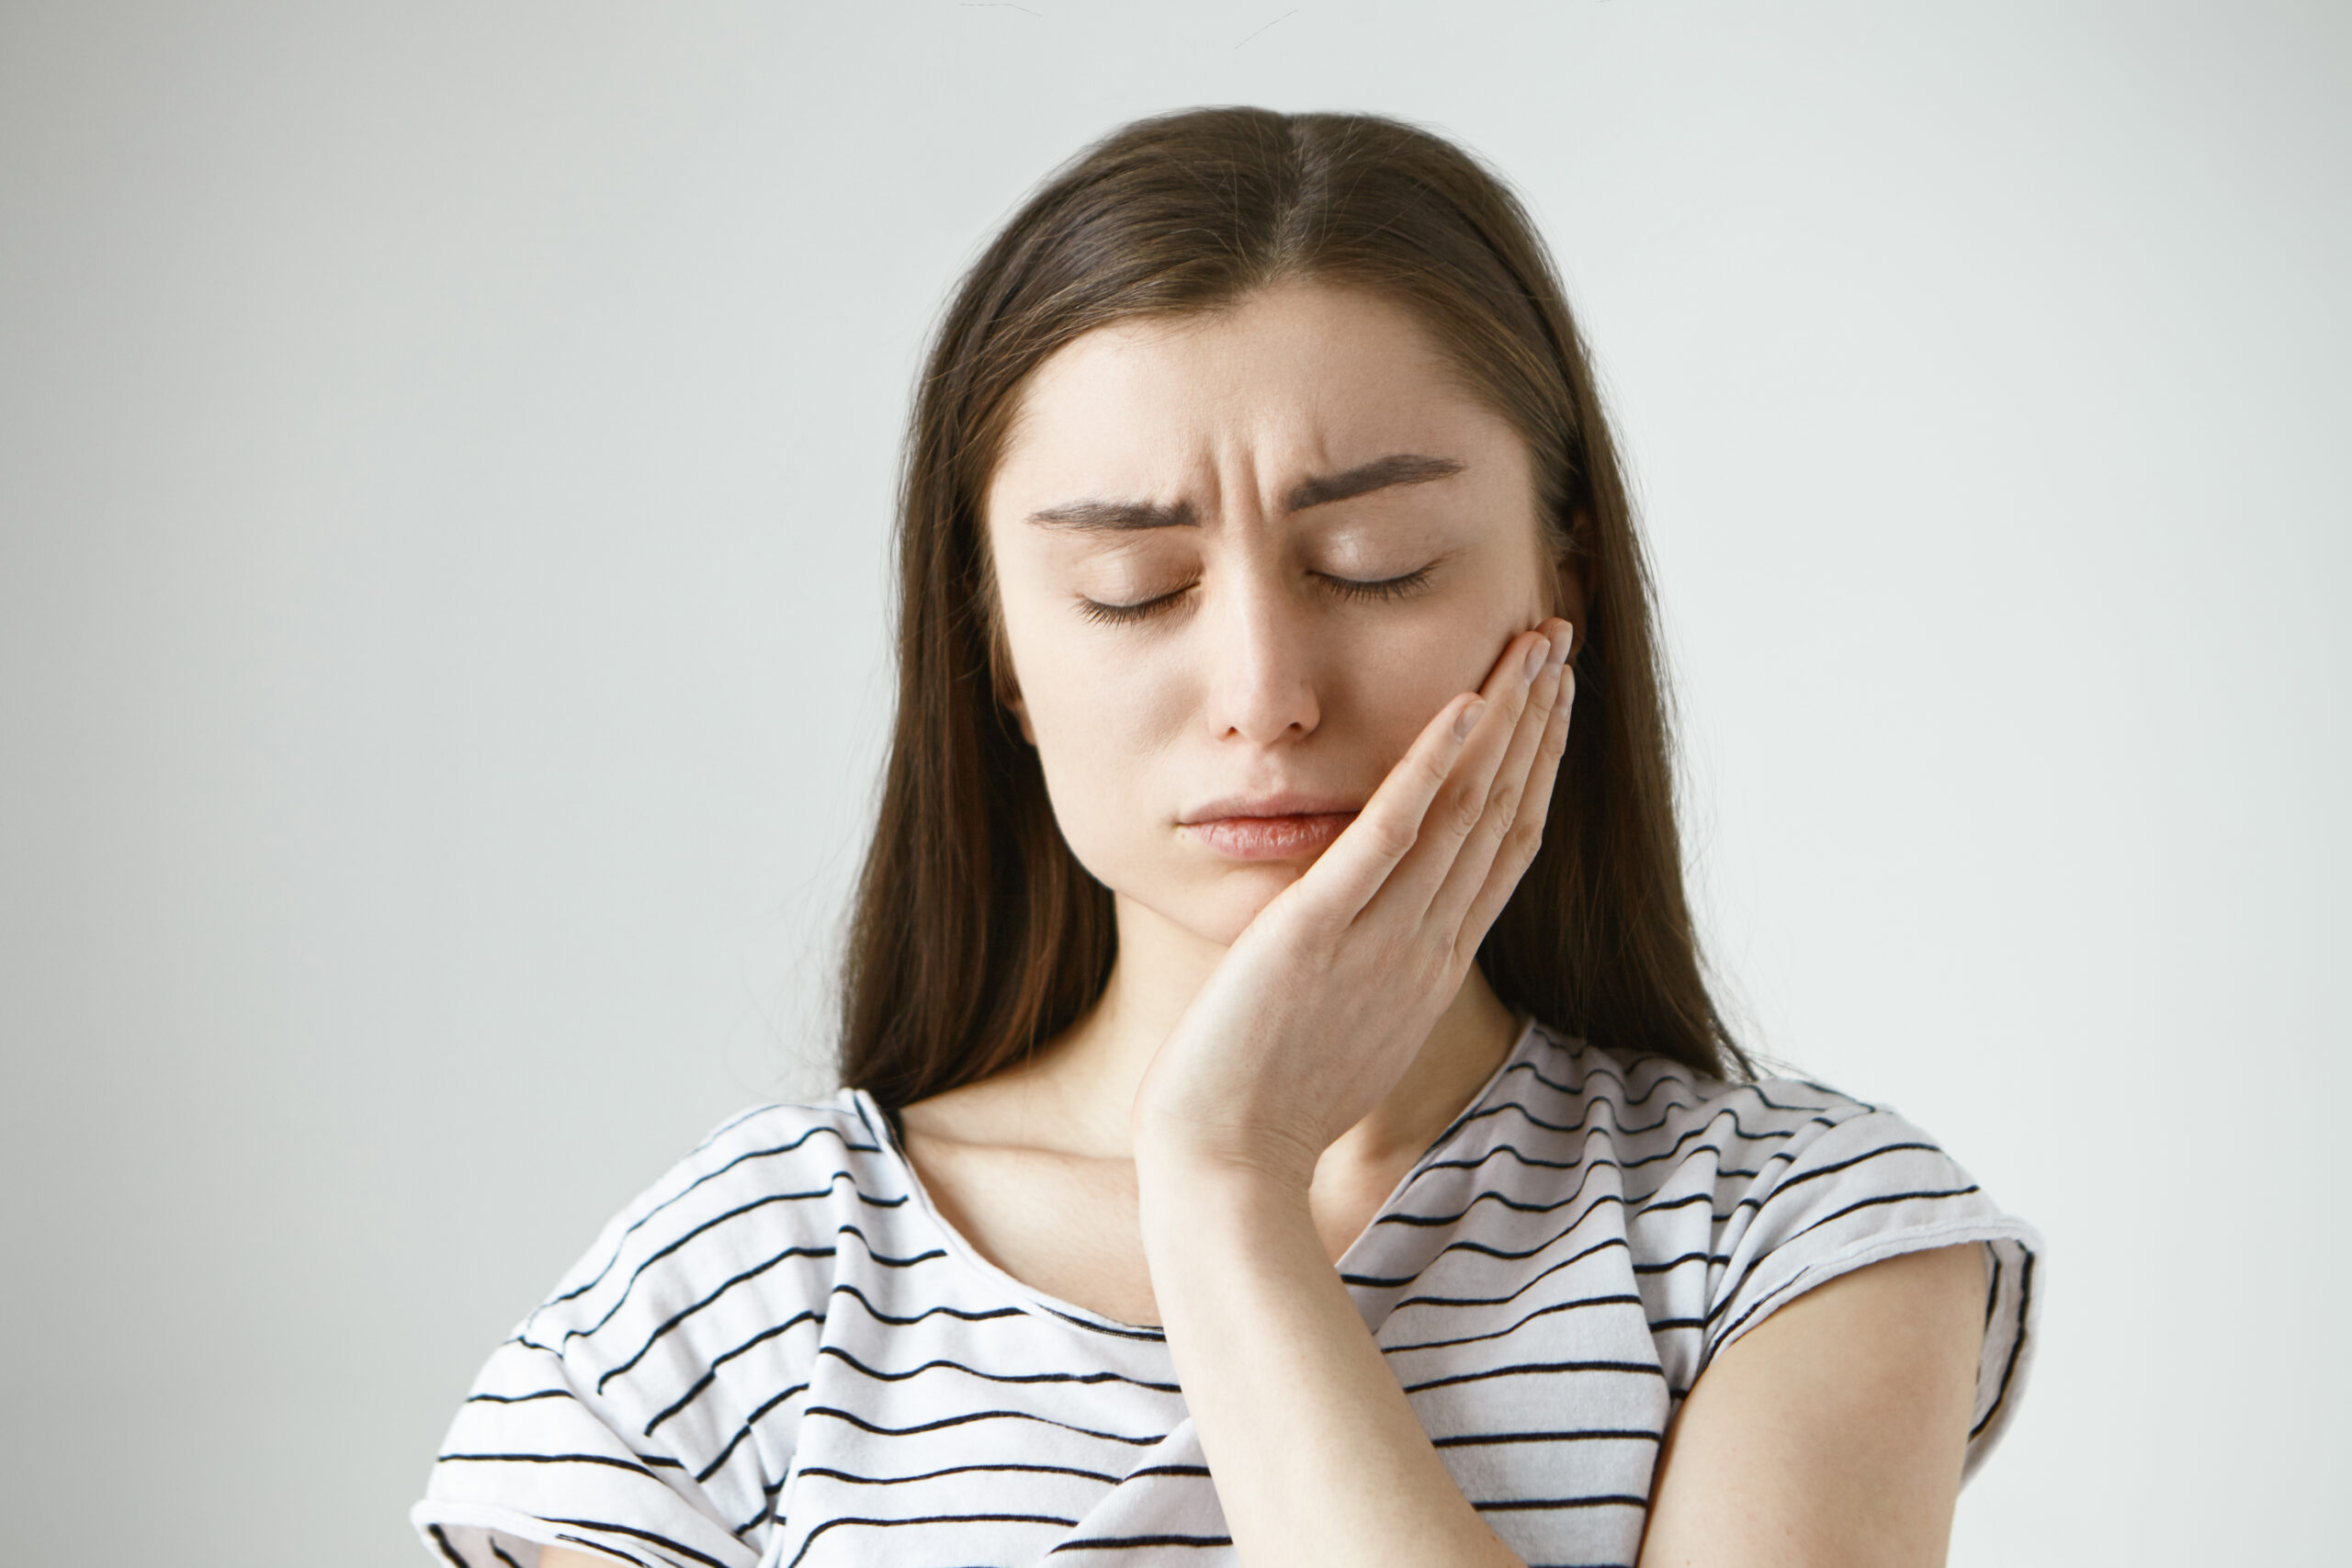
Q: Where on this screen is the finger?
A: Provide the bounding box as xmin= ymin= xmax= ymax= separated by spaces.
xmin=1355 ymin=625 xmax=1555 ymax=926
xmin=1424 ymin=620 xmax=1573 ymax=938
xmin=1453 ymin=645 xmax=1576 ymax=954
xmin=1294 ymin=687 xmax=1487 ymax=922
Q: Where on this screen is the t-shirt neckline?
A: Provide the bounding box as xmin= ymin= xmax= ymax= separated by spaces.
xmin=848 ymin=1013 xmax=1544 ymax=1340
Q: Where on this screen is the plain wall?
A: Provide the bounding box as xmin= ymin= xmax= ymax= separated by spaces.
xmin=2 ymin=3 xmax=2344 ymax=1562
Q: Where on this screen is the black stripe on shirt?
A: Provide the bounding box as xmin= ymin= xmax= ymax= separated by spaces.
xmin=817 ymin=1343 xmax=1183 ymax=1394
xmin=786 ymin=1514 xmax=1078 ymax=1568
xmin=435 ymin=1450 xmax=662 ymax=1479
xmin=1032 ymin=1298 xmax=1169 ymax=1342
xmin=1438 ymin=1035 xmax=1681 ymax=1145
xmin=552 ymin=1531 xmax=665 ymax=1568
xmin=1701 ymin=1187 xmax=1986 ymax=1338
xmin=545 ymin=1213 xmax=836 ymax=1348
xmin=797 ymin=1460 xmax=1121 ymax=1487
xmin=1390 ymin=1140 xmax=1734 ymax=1232
xmin=545 ymin=1119 xmax=887 ymax=1309
xmin=1379 ymin=1233 xmax=1631 ymax=1315
xmin=802 ymin=1403 xmax=1168 ymax=1446
xmin=1360 ymin=1191 xmax=1731 ymax=1297
xmin=1503 ymin=1052 xmax=1692 ymax=1110
xmin=1415 ymin=1140 xmax=1800 ymax=1212
xmin=531 ymin=1221 xmax=939 ymax=1365
xmin=1633 ymin=1249 xmax=1719 ymax=1277
xmin=694 ymin=1380 xmax=811 ymax=1483
xmin=596 ymin=1265 xmax=831 ymax=1393
xmin=1633 ymin=1189 xmax=1716 ymax=1220
xmin=1379 ymin=1162 xmax=1629 ymax=1228
xmin=829 ymin=1280 xmax=1027 ymax=1328
xmin=1430 ymin=1427 xmax=1661 ymax=1448
xmin=1349 ymin=1185 xmax=1650 ymax=1287
xmin=1973 ymin=1246 xmax=2034 ymax=1441
xmin=546 ymin=1517 xmax=732 ymax=1568
xmin=1400 ymin=1358 xmax=1666 ymax=1394
xmin=1346 ymin=1212 xmax=1628 ymax=1284
xmin=641 ymin=1310 xmax=825 ymax=1434
xmin=1381 ymin=1291 xmax=1651 ymax=1355
xmin=1753 ymin=1081 xmax=1880 ymax=1116
xmin=1740 ymin=1143 xmax=1943 ymax=1220
xmin=1444 ymin=1093 xmax=1702 ymax=1147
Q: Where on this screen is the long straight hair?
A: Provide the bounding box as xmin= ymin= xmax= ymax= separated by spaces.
xmin=840 ymin=107 xmax=1743 ymax=1109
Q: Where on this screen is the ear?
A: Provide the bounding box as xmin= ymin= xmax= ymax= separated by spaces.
xmin=1553 ymin=511 xmax=1592 ymax=660
xmin=985 ymin=619 xmax=1039 ymax=746
xmin=993 ymin=654 xmax=1037 ymax=745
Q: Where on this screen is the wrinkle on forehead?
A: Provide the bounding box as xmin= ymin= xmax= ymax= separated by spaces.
xmin=986 ymin=283 xmax=1505 ymax=539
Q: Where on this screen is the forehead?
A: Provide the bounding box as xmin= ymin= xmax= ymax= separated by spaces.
xmin=988 ymin=281 xmax=1528 ymax=511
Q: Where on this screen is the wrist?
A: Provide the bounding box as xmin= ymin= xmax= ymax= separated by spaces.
xmin=1131 ymin=1134 xmax=1317 ymax=1239
xmin=1134 ymin=1161 xmax=1331 ymax=1314
xmin=1131 ymin=1113 xmax=1319 ymax=1202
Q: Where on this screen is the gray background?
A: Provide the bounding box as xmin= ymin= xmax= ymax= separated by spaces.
xmin=3 ymin=2 xmax=2344 ymax=1563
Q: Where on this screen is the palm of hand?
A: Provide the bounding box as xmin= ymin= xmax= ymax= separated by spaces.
xmin=1132 ymin=619 xmax=1576 ymax=1189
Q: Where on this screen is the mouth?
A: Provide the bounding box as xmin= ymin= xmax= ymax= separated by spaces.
xmin=1177 ymin=795 xmax=1362 ymax=862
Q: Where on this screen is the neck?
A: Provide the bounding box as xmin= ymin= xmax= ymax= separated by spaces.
xmin=1012 ymin=892 xmax=1525 ymax=1173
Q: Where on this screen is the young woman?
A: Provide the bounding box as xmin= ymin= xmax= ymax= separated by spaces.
xmin=415 ymin=109 xmax=2039 ymax=1568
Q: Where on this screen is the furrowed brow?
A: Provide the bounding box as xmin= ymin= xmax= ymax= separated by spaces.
xmin=1284 ymin=453 xmax=1465 ymax=512
xmin=1026 ymin=497 xmax=1198 ymax=532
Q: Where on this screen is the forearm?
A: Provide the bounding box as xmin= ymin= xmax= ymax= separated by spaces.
xmin=1136 ymin=1153 xmax=1523 ymax=1568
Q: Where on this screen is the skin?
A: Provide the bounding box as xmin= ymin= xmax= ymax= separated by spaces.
xmin=534 ymin=282 xmax=1984 ymax=1568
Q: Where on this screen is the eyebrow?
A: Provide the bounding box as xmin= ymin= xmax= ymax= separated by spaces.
xmin=1023 ymin=452 xmax=1466 ymax=532
xmin=1026 ymin=496 xmax=1199 ymax=532
xmin=1284 ymin=452 xmax=1465 ymax=511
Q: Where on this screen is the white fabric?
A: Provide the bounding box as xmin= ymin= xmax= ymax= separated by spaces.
xmin=414 ymin=1020 xmax=2041 ymax=1568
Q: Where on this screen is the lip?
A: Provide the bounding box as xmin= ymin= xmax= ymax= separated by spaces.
xmin=1179 ymin=792 xmax=1362 ymax=824
xmin=1177 ymin=793 xmax=1363 ymax=862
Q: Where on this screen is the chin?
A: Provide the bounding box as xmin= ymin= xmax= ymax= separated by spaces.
xmin=1155 ymin=863 xmax=1315 ymax=949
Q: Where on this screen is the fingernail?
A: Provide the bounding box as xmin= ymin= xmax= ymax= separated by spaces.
xmin=1550 ymin=625 xmax=1573 ymax=670
xmin=1453 ymin=698 xmax=1487 ymax=742
xmin=1522 ymin=637 xmax=1548 ymax=682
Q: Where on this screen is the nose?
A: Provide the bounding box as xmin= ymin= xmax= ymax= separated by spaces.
xmin=1202 ymin=569 xmax=1321 ymax=746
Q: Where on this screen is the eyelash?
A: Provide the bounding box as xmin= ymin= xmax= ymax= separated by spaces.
xmin=1076 ymin=567 xmax=1436 ymax=626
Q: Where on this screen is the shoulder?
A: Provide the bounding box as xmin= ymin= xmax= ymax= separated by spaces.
xmin=1513 ymin=1026 xmax=2042 ymax=1472
xmin=1510 ymin=1025 xmax=1984 ymax=1222
xmin=501 ymin=1093 xmax=917 ymax=1438
xmin=564 ymin=1095 xmax=900 ymax=1264
xmin=522 ymin=1095 xmax=908 ymax=1353
xmin=416 ymin=1096 xmax=911 ymax=1567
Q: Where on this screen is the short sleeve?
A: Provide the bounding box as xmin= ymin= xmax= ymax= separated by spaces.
xmin=1702 ymin=1098 xmax=2043 ymax=1476
xmin=414 ymin=1336 xmax=760 ymax=1568
xmin=412 ymin=1101 xmax=864 ymax=1568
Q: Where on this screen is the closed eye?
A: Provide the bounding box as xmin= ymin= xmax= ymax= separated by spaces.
xmin=1076 ymin=581 xmax=1197 ymax=626
xmin=1318 ymin=565 xmax=1435 ymax=604
xmin=1075 ymin=564 xmax=1438 ymax=626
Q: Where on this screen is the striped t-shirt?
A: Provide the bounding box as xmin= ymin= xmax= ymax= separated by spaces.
xmin=414 ymin=1019 xmax=2040 ymax=1568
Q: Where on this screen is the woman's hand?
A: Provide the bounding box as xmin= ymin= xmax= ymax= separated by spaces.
xmin=1129 ymin=616 xmax=1577 ymax=1188
xmin=1126 ymin=616 xmax=1572 ymax=1568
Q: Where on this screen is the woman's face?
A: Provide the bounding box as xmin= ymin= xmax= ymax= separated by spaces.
xmin=985 ymin=280 xmax=1564 ymax=948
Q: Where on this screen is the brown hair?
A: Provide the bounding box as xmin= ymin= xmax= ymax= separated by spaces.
xmin=839 ymin=107 xmax=1743 ymax=1109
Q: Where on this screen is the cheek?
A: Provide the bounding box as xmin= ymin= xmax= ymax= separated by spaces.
xmin=1027 ymin=669 xmax=1170 ymax=776
xmin=1012 ymin=637 xmax=1190 ymax=867
xmin=1353 ymin=592 xmax=1544 ymax=739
